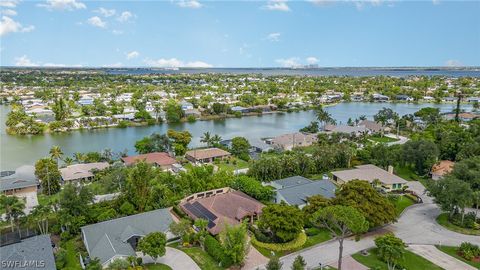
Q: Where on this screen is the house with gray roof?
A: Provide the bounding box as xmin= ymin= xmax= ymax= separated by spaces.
xmin=270 ymin=176 xmax=337 ymax=208
xmin=0 ymin=165 xmax=39 ymax=214
xmin=81 ymin=208 xmax=174 ymax=268
xmin=0 ymin=235 xmax=55 ymax=270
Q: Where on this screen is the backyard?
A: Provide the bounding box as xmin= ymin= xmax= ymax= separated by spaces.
xmin=368 ymin=135 xmax=400 ymax=143
xmin=352 ymin=248 xmax=443 ymax=270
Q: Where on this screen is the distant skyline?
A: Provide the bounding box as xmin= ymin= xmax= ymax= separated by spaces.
xmin=1 ymin=0 xmax=479 ymax=68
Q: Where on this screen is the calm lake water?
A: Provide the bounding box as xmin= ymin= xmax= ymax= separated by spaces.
xmin=106 ymin=67 xmax=480 ymax=77
xmin=0 ymin=102 xmax=470 ymax=170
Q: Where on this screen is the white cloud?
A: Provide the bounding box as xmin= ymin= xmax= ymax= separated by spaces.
xmin=432 ymin=0 xmax=440 ymax=5
xmin=117 ymin=11 xmax=133 ymax=22
xmin=306 ymin=57 xmax=318 ymax=64
xmin=14 ymin=55 xmax=39 ymax=67
xmin=43 ymin=63 xmax=66 ymax=67
xmin=112 ymin=29 xmax=123 ymax=35
xmin=37 ymin=0 xmax=86 ymax=11
xmin=275 ymin=57 xmax=301 ymax=68
xmin=102 ymin=62 xmax=123 ymax=68
xmin=144 ymin=58 xmax=212 ymax=68
xmin=445 ymin=59 xmax=463 ymax=67
xmin=0 ymin=16 xmax=35 ymax=36
xmin=95 ymin=7 xmax=116 ymax=17
xmin=126 ymin=51 xmax=139 ymax=60
xmin=176 ymin=0 xmax=202 ymax=9
xmin=263 ymin=0 xmax=290 ymax=11
xmin=87 ymin=16 xmax=106 ymax=28
xmin=266 ymin=32 xmax=281 ymax=42
xmin=308 ymin=0 xmax=334 ymax=6
xmin=0 ymin=0 xmax=19 ymax=8
xmin=1 ymin=9 xmax=17 ymax=16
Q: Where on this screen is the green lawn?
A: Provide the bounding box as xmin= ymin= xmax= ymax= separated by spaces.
xmin=436 ymin=245 xmax=480 ymax=268
xmin=352 ymin=248 xmax=443 ymax=270
xmin=63 ymin=239 xmax=83 ymax=270
xmin=369 ymin=135 xmax=400 ymax=143
xmin=393 ymin=166 xmax=429 ymax=184
xmin=436 ymin=213 xmax=480 ymax=236
xmin=390 ymin=195 xmax=416 ymax=216
xmin=144 ymin=263 xmax=173 ymax=270
xmin=169 ymin=243 xmax=224 ymax=270
xmin=215 ymin=158 xmax=249 ymax=172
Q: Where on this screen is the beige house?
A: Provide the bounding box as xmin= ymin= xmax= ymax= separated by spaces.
xmin=268 ymin=132 xmax=318 ymax=151
xmin=332 ymin=164 xmax=407 ymax=191
xmin=60 ymin=162 xmax=110 ymax=183
xmin=185 ymin=148 xmax=231 ymax=164
xmin=1 ymin=165 xmax=39 ymax=214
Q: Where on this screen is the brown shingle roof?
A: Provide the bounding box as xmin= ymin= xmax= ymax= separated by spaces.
xmin=185 ymin=148 xmax=231 ymax=160
xmin=332 ymin=164 xmax=407 ymax=185
xmin=60 ymin=162 xmax=110 ymax=181
xmin=121 ymin=152 xmax=176 ymax=167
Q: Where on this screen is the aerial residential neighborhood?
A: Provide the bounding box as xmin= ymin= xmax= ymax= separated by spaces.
xmin=1 ymin=1 xmax=480 ymax=270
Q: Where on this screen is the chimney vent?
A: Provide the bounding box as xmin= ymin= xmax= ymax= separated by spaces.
xmin=388 ymin=165 xmax=394 ymax=174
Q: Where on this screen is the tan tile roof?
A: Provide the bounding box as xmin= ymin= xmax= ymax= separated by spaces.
xmin=431 ymin=160 xmax=455 ymax=176
xmin=332 ymin=164 xmax=407 ymax=185
xmin=185 ymin=148 xmax=231 ymax=160
xmin=121 ymin=152 xmax=176 ymax=166
xmin=60 ymin=162 xmax=110 ymax=181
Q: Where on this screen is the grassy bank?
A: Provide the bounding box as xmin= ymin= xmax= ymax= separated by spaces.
xmin=169 ymin=243 xmax=224 ymax=270
xmin=436 ymin=245 xmax=480 ymax=268
xmin=436 ymin=213 xmax=480 ymax=236
xmin=352 ymin=248 xmax=443 ymax=270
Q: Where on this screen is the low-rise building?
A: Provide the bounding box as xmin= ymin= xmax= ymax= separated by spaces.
xmin=324 ymin=124 xmax=368 ymax=136
xmin=81 ymin=208 xmax=174 ymax=268
xmin=268 ymin=132 xmax=318 ymax=151
xmin=60 ymin=162 xmax=110 ymax=183
xmin=121 ymin=152 xmax=177 ymax=170
xmin=430 ymin=160 xmax=455 ymax=180
xmin=185 ymin=148 xmax=231 ymax=164
xmin=268 ymin=176 xmax=337 ymax=208
xmin=0 ymin=165 xmax=39 ymax=214
xmin=332 ymin=164 xmax=407 ymax=191
xmin=358 ymin=120 xmax=385 ymax=134
xmin=0 ymin=235 xmax=56 ymax=270
xmin=179 ymin=188 xmax=264 ymax=234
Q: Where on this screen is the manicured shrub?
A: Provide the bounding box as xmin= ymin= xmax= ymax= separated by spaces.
xmin=305 ymin=227 xmax=321 ymax=236
xmin=251 ymin=232 xmax=307 ymax=252
xmin=204 ymin=235 xmax=233 ymax=267
xmin=459 ymin=242 xmax=480 ymax=260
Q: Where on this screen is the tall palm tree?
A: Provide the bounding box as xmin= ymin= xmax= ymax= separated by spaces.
xmin=49 ymin=145 xmax=63 ymax=166
xmin=0 ymin=195 xmax=25 ymax=232
xmin=64 ymin=157 xmax=74 ymax=166
xmin=200 ymin=132 xmax=212 ymax=147
xmin=29 ymin=203 xmax=52 ymax=234
xmin=315 ymin=106 xmax=335 ymax=130
xmin=211 ymin=134 xmax=222 ymax=146
xmin=73 ymin=152 xmax=85 ymax=163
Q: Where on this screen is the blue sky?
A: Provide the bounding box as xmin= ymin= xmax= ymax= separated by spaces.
xmin=1 ymin=0 xmax=479 ymax=68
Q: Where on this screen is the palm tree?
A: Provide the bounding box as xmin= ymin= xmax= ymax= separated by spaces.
xmin=315 ymin=106 xmax=335 ymax=130
xmin=29 ymin=203 xmax=52 ymax=234
xmin=211 ymin=134 xmax=222 ymax=146
xmin=200 ymin=132 xmax=212 ymax=147
xmin=64 ymin=157 xmax=74 ymax=166
xmin=0 ymin=195 xmax=25 ymax=232
xmin=73 ymin=152 xmax=85 ymax=163
xmin=49 ymin=145 xmax=63 ymax=166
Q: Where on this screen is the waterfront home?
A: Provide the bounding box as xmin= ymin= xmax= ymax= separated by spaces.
xmin=78 ymin=96 xmax=94 ymax=106
xmin=324 ymin=124 xmax=368 ymax=136
xmin=372 ymin=93 xmax=389 ymax=102
xmin=231 ymin=106 xmax=249 ymax=114
xmin=268 ymin=132 xmax=318 ymax=151
xmin=430 ymin=160 xmax=455 ymax=180
xmin=185 ymin=148 xmax=231 ymax=164
xmin=179 ymin=187 xmax=264 ymax=234
xmin=60 ymin=162 xmax=110 ymax=183
xmin=267 ymin=176 xmax=336 ymax=208
xmin=121 ymin=152 xmax=177 ymax=170
xmin=0 ymin=165 xmax=39 ymax=214
xmin=332 ymin=164 xmax=407 ymax=191
xmin=358 ymin=120 xmax=385 ymax=134
xmin=443 ymin=112 xmax=479 ymax=122
xmin=180 ymin=101 xmax=194 ymax=110
xmin=81 ymin=208 xmax=174 ymax=268
xmin=0 ymin=235 xmax=56 ymax=270
xmin=184 ymin=108 xmax=201 ymax=117
xmin=395 ymin=95 xmax=414 ymax=102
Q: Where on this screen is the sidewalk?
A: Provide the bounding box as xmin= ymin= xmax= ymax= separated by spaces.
xmin=407 ymin=244 xmax=477 ymax=270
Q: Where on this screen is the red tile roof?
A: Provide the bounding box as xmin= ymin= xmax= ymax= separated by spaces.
xmin=431 ymin=160 xmax=455 ymax=176
xmin=121 ymin=152 xmax=176 ymax=167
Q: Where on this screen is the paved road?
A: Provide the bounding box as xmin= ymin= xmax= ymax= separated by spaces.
xmin=252 ymin=181 xmax=480 ymax=270
xmin=141 ymin=247 xmax=201 ymax=270
xmin=385 ymin=133 xmax=409 ymax=145
xmin=407 ymin=244 xmax=477 ymax=270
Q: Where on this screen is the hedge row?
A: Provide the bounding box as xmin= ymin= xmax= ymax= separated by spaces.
xmin=204 ymin=235 xmax=233 ymax=267
xmin=251 ymin=231 xmax=307 ymax=252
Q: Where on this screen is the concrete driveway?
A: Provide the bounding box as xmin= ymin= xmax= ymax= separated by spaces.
xmin=141 ymin=247 xmax=201 ymax=270
xmin=385 ymin=133 xmax=409 ymax=145
xmin=251 ymin=181 xmax=480 ymax=270
xmin=407 ymin=244 xmax=477 ymax=270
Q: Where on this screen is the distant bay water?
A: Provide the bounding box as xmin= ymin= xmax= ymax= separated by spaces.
xmin=105 ymin=67 xmax=480 ymax=77
xmin=0 ymin=102 xmax=473 ymax=170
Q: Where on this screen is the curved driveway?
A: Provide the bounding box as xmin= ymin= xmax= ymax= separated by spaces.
xmin=254 ymin=181 xmax=480 ymax=269
xmin=141 ymin=247 xmax=201 ymax=270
